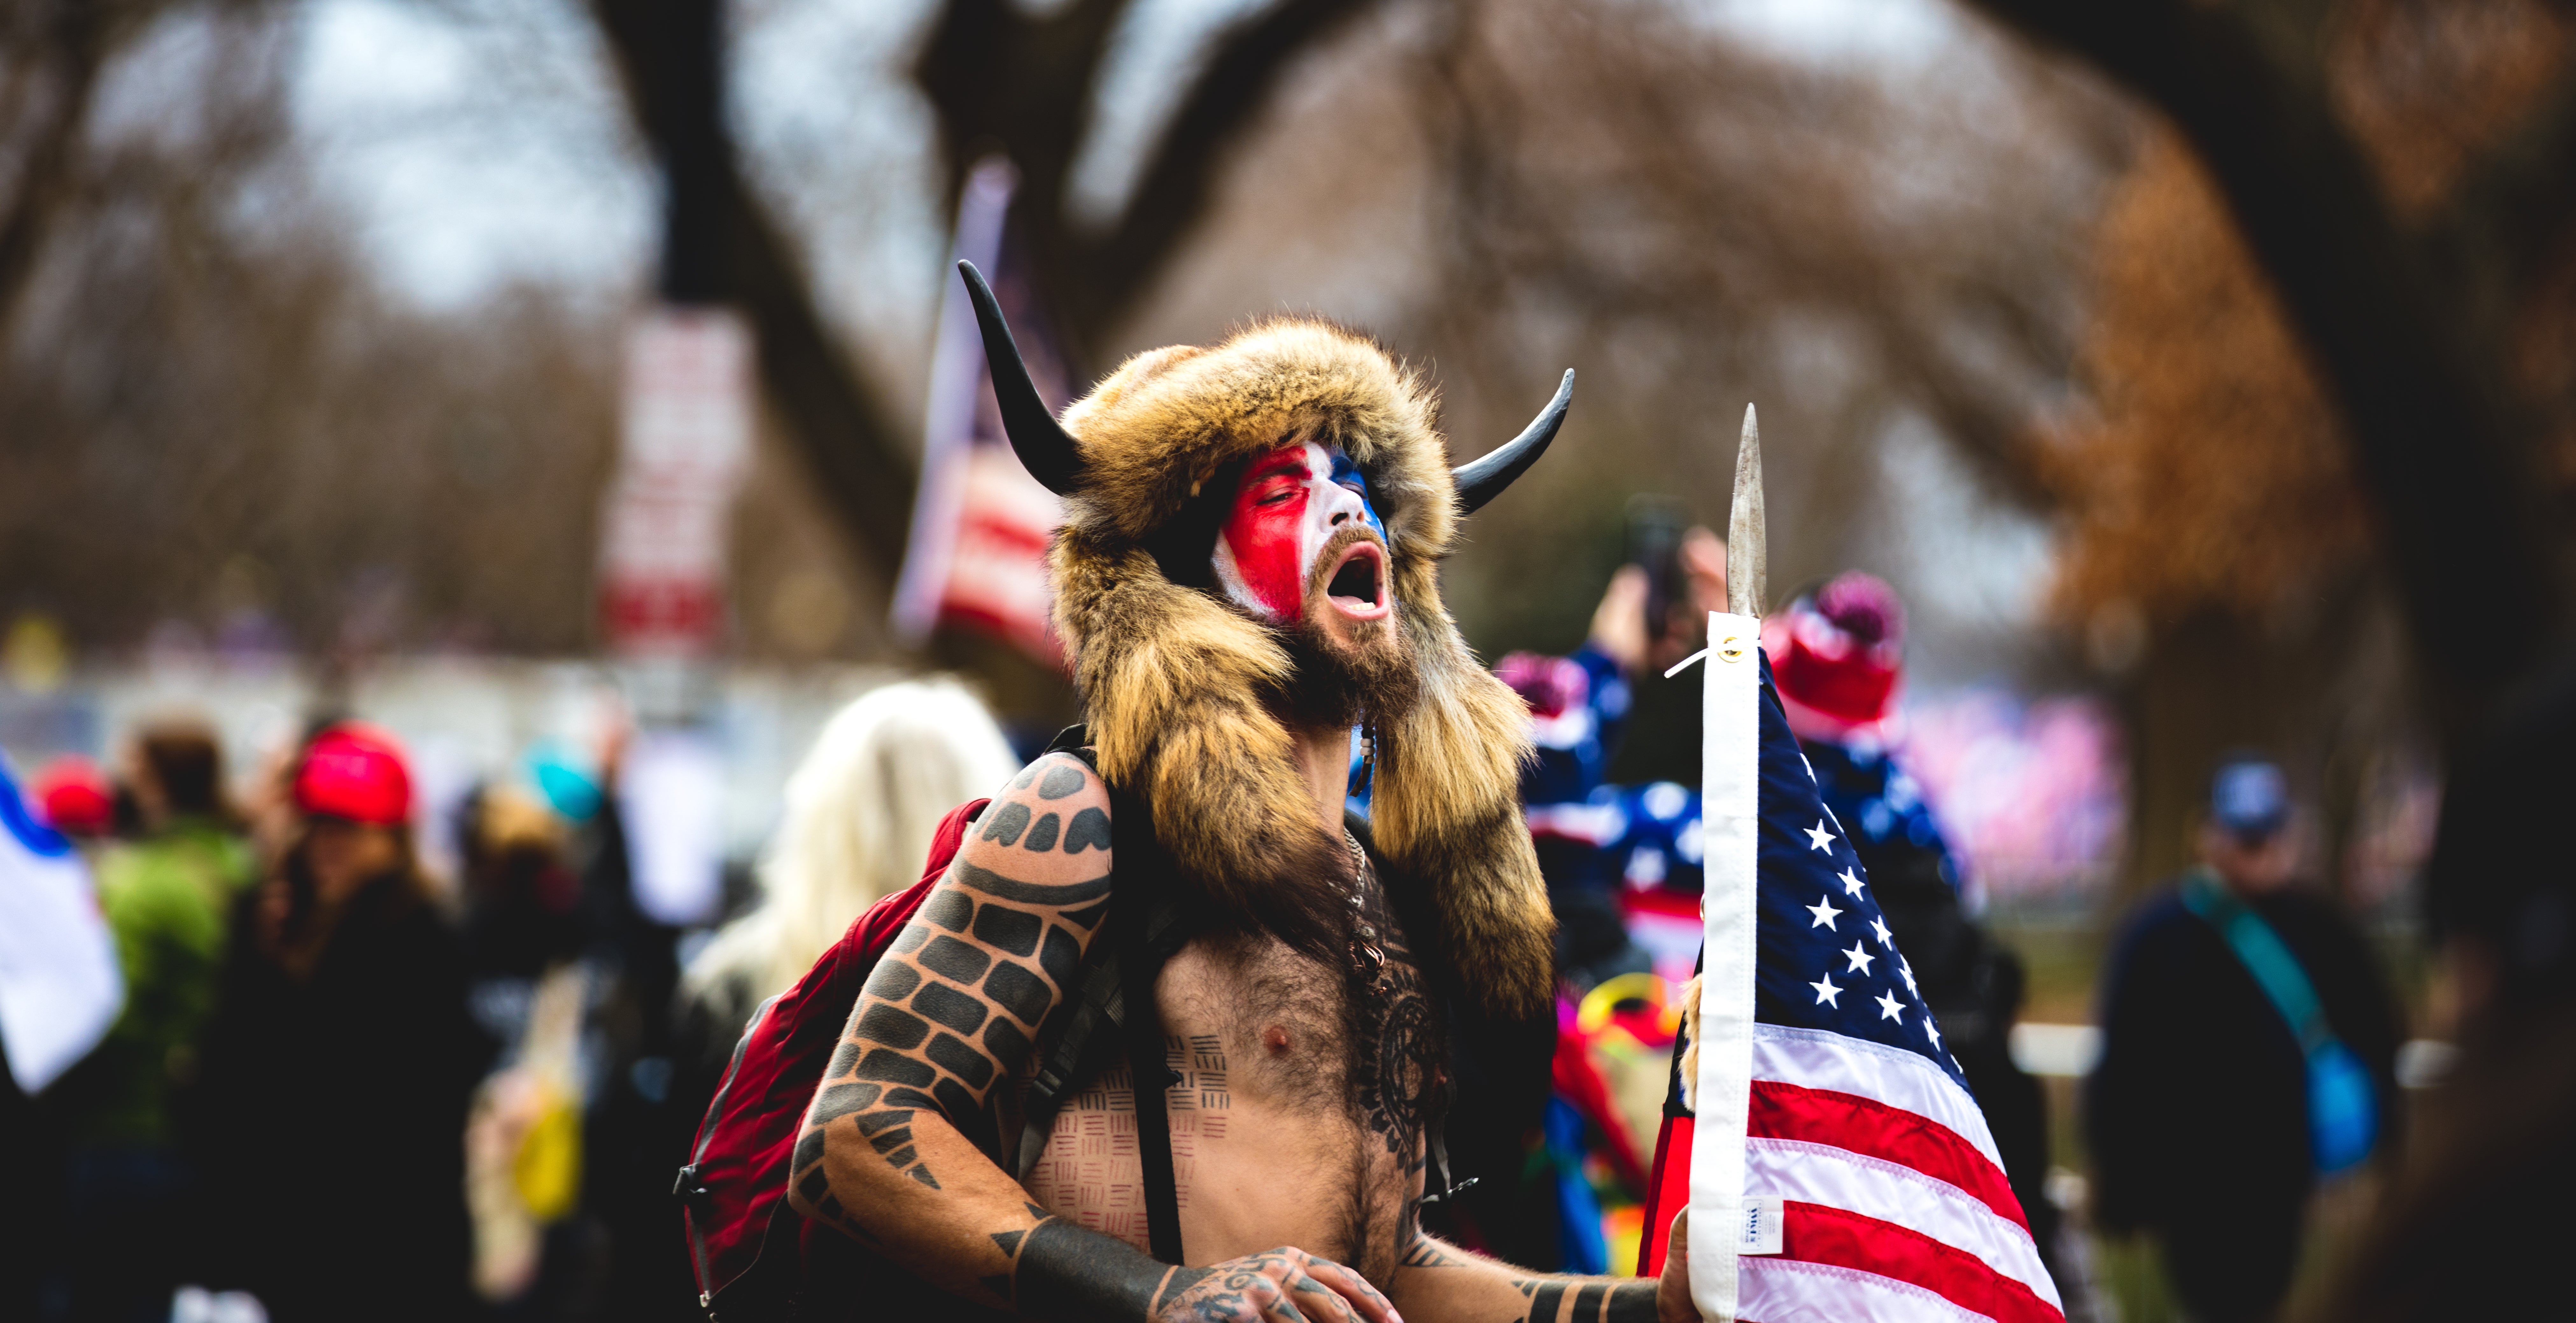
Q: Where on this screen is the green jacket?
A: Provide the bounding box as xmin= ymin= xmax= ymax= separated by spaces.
xmin=57 ymin=820 xmax=257 ymax=1146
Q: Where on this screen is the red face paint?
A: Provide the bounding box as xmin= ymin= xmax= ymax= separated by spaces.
xmin=1212 ymin=442 xmax=1383 ymax=621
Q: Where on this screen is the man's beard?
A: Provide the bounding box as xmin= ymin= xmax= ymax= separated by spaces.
xmin=1275 ymin=526 xmax=1419 ymax=731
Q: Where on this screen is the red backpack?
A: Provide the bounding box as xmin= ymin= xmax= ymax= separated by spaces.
xmin=674 ymin=796 xmax=988 ymax=1318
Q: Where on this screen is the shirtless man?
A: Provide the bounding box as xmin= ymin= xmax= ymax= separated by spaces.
xmin=785 ymin=269 xmax=1694 ymax=1322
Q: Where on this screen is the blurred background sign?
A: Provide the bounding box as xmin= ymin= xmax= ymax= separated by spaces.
xmin=598 ymin=308 xmax=755 ymax=661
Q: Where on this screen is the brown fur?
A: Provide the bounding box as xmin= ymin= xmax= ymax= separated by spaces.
xmin=1049 ymin=318 xmax=1556 ymax=1018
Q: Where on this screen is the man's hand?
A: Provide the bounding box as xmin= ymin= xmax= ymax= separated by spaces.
xmin=1655 ymin=1211 xmax=1697 ymax=1323
xmin=1590 ymin=526 xmax=1731 ymax=676
xmin=1158 ymin=1247 xmax=1402 ymax=1323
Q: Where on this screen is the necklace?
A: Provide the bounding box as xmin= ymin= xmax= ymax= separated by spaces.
xmin=1344 ymin=830 xmax=1387 ymax=982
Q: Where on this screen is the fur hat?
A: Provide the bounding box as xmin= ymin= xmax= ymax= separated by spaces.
xmin=1036 ymin=315 xmax=1559 ymax=1019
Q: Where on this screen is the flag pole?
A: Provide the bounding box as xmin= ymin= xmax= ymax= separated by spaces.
xmin=1680 ymin=405 xmax=1768 ymax=1321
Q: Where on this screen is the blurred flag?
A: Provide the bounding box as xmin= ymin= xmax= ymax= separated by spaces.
xmin=0 ymin=758 xmax=120 ymax=1094
xmin=1643 ymin=625 xmax=2061 ymax=1323
xmin=890 ymin=158 xmax=1067 ymax=665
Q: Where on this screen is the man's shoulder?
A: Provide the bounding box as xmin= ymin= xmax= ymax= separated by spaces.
xmin=951 ymin=749 xmax=1117 ymax=878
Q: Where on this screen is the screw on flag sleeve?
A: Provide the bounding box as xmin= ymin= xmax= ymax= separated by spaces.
xmin=1639 ymin=406 xmax=2064 ymax=1323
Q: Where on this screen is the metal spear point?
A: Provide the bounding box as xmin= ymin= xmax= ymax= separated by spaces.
xmin=1727 ymin=403 xmax=1766 ymax=619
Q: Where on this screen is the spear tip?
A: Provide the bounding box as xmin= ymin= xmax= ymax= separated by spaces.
xmin=1726 ymin=404 xmax=1767 ymax=619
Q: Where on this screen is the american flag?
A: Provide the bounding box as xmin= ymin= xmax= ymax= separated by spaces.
xmin=890 ymin=156 xmax=1067 ymax=667
xmin=1640 ymin=634 xmax=2063 ymax=1323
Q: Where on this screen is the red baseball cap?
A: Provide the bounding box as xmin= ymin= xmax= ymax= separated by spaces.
xmin=295 ymin=723 xmax=413 ymax=826
xmin=32 ymin=756 xmax=114 ymax=837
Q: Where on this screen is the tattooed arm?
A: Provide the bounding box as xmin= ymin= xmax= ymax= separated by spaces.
xmin=786 ymin=751 xmax=1399 ymax=1323
xmin=1387 ymin=1216 xmax=1695 ymax=1323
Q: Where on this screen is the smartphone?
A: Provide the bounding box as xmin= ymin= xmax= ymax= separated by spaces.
xmin=1625 ymin=495 xmax=1690 ymax=645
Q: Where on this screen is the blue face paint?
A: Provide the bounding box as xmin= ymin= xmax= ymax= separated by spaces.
xmin=1329 ymin=450 xmax=1387 ymax=542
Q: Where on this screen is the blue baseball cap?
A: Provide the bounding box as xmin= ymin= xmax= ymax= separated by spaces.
xmin=2211 ymin=757 xmax=2289 ymax=841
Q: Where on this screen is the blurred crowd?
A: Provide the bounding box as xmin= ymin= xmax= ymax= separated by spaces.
xmin=1 ymin=677 xmax=1018 ymax=1323
xmin=0 ymin=546 xmax=2410 ymax=1323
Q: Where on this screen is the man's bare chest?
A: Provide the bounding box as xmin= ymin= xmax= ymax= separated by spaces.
xmin=1018 ymin=899 xmax=1445 ymax=1272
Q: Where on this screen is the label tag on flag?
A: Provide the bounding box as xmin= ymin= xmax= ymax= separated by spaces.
xmin=1739 ymin=1197 xmax=1784 ymax=1256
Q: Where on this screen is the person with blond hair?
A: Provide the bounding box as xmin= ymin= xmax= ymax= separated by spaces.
xmin=683 ymin=677 xmax=1019 ymax=1035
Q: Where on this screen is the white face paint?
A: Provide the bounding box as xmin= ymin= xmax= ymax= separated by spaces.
xmin=1210 ymin=441 xmax=1388 ymax=623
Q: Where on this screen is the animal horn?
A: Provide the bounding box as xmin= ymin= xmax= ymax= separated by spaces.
xmin=1454 ymin=369 xmax=1575 ymax=514
xmin=1727 ymin=403 xmax=1766 ymax=618
xmin=958 ymin=260 xmax=1083 ymax=496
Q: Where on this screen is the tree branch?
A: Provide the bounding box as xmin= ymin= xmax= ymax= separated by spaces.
xmin=1079 ymin=0 xmax=1376 ymax=330
xmin=0 ymin=4 xmax=113 ymax=339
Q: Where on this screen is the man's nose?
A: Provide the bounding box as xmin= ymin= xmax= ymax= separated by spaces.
xmin=1323 ymin=484 xmax=1363 ymax=527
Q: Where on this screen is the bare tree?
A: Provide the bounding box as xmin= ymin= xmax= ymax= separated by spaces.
xmin=586 ymin=0 xmax=1379 ymax=590
xmin=0 ymin=4 xmax=623 ymax=658
xmin=0 ymin=0 xmax=204 ymax=334
xmin=912 ymin=0 xmax=1377 ymax=356
xmin=589 ymin=0 xmax=914 ymax=574
xmin=1094 ymin=0 xmax=2132 ymax=779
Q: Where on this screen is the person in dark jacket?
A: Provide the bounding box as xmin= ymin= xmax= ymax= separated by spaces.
xmin=190 ymin=724 xmax=488 ymax=1323
xmin=2087 ymin=755 xmax=2404 ymax=1323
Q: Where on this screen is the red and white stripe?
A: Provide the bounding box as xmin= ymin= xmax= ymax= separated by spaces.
xmin=1734 ymin=1010 xmax=2062 ymax=1319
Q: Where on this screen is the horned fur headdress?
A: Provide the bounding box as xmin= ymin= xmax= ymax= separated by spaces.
xmin=962 ymin=262 xmax=1566 ymax=1019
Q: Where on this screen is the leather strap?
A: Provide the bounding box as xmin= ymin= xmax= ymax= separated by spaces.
xmin=1123 ymin=897 xmax=1185 ymax=1263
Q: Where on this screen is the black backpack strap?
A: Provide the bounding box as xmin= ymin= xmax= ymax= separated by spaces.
xmin=1122 ymin=898 xmax=1187 ymax=1264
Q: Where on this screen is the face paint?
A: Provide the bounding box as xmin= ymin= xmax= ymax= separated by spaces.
xmin=1212 ymin=442 xmax=1387 ymax=621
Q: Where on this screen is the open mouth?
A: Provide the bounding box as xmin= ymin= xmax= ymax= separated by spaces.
xmin=1323 ymin=542 xmax=1391 ymax=620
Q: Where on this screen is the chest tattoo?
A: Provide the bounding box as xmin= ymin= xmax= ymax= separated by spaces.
xmin=1346 ymin=849 xmax=1442 ymax=1155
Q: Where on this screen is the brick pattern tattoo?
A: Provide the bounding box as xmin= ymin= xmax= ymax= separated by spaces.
xmin=794 ymin=752 xmax=1113 ymax=1236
